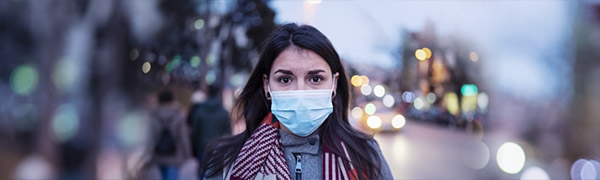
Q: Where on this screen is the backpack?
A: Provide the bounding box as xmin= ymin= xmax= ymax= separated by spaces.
xmin=154 ymin=114 xmax=177 ymax=156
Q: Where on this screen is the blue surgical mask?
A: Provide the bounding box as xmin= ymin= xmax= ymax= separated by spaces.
xmin=269 ymin=79 xmax=335 ymax=137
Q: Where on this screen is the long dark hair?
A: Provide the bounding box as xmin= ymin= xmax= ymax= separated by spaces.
xmin=202 ymin=23 xmax=382 ymax=179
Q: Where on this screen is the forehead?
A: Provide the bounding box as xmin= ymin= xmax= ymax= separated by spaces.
xmin=270 ymin=47 xmax=331 ymax=74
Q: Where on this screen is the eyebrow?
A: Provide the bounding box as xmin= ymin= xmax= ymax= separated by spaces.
xmin=273 ymin=69 xmax=293 ymax=75
xmin=307 ymin=70 xmax=326 ymax=75
xmin=273 ymin=69 xmax=326 ymax=75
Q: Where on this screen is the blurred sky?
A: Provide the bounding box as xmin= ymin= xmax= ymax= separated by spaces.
xmin=269 ymin=0 xmax=575 ymax=101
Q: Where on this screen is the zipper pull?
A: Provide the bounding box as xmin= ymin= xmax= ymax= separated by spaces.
xmin=294 ymin=153 xmax=302 ymax=180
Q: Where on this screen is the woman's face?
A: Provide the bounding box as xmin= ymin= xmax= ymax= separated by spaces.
xmin=264 ymin=47 xmax=338 ymax=92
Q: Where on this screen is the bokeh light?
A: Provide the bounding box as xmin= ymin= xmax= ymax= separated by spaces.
xmin=360 ymin=75 xmax=370 ymax=85
xmin=52 ymin=57 xmax=79 ymax=93
xmin=351 ymin=107 xmax=363 ymax=119
xmin=165 ymin=55 xmax=182 ymax=73
xmin=571 ymin=159 xmax=600 ymax=180
xmin=366 ymin=116 xmax=382 ymax=129
xmin=401 ymin=91 xmax=416 ymax=103
xmin=10 ymin=65 xmax=39 ymax=95
xmin=365 ymin=103 xmax=376 ymax=115
xmin=351 ymin=75 xmax=362 ymax=87
xmin=461 ymin=95 xmax=478 ymax=114
xmin=194 ymin=18 xmax=205 ymax=30
xmin=478 ymin=93 xmax=489 ymax=111
xmin=383 ymin=94 xmax=395 ymax=108
xmin=142 ymin=61 xmax=151 ymax=74
xmin=205 ymin=70 xmax=216 ymax=85
xmin=521 ymin=166 xmax=550 ymax=180
xmin=229 ymin=73 xmax=246 ymax=87
xmin=360 ymin=84 xmax=372 ymax=96
xmin=422 ymin=47 xmax=432 ymax=59
xmin=391 ymin=114 xmax=406 ymax=129
xmin=51 ymin=103 xmax=80 ymax=143
xmin=415 ymin=49 xmax=427 ymax=61
xmin=190 ymin=56 xmax=201 ymax=67
xmin=426 ymin=92 xmax=436 ymax=104
xmin=470 ymin=51 xmax=479 ymax=62
xmin=413 ymin=97 xmax=425 ymax=110
xmin=206 ymin=53 xmax=216 ymax=66
xmin=444 ymin=92 xmax=459 ymax=115
xmin=373 ymin=85 xmax=385 ymax=97
xmin=497 ymin=142 xmax=526 ymax=174
xmin=461 ymin=84 xmax=478 ymax=96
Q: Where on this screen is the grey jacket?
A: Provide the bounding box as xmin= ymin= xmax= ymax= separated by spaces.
xmin=204 ymin=130 xmax=394 ymax=180
xmin=149 ymin=104 xmax=191 ymax=166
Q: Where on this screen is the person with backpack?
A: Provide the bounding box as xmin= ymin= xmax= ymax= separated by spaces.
xmin=150 ymin=89 xmax=190 ymax=180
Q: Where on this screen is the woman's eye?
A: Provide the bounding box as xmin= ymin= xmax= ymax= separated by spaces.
xmin=279 ymin=77 xmax=291 ymax=83
xmin=310 ymin=76 xmax=322 ymax=83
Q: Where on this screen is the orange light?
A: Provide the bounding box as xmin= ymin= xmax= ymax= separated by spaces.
xmin=423 ymin=47 xmax=432 ymax=59
xmin=351 ymin=75 xmax=362 ymax=87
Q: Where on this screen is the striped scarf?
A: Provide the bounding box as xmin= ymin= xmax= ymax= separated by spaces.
xmin=230 ymin=113 xmax=360 ymax=180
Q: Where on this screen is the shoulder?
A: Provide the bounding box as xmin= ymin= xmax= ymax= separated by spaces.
xmin=366 ymin=138 xmax=380 ymax=147
xmin=365 ymin=138 xmax=385 ymax=155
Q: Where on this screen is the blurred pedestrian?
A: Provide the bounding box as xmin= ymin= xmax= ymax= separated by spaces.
xmin=186 ymin=87 xmax=207 ymax=156
xmin=149 ymin=89 xmax=190 ymax=180
xmin=188 ymin=84 xmax=231 ymax=180
xmin=201 ymin=23 xmax=393 ymax=180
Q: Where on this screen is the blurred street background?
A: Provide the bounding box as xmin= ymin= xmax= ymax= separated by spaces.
xmin=1 ymin=0 xmax=599 ymax=179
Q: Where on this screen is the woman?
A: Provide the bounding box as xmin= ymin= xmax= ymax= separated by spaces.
xmin=202 ymin=23 xmax=393 ymax=180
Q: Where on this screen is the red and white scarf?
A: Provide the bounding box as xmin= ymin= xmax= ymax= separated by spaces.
xmin=230 ymin=113 xmax=360 ymax=180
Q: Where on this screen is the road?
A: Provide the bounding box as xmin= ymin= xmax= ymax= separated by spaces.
xmin=374 ymin=121 xmax=497 ymax=179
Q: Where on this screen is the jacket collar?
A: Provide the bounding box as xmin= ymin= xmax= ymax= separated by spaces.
xmin=279 ymin=129 xmax=320 ymax=155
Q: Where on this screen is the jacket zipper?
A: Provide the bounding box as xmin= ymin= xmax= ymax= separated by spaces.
xmin=294 ymin=153 xmax=302 ymax=180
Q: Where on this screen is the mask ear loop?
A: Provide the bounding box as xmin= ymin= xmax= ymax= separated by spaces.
xmin=265 ymin=80 xmax=272 ymax=100
xmin=331 ymin=73 xmax=338 ymax=98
